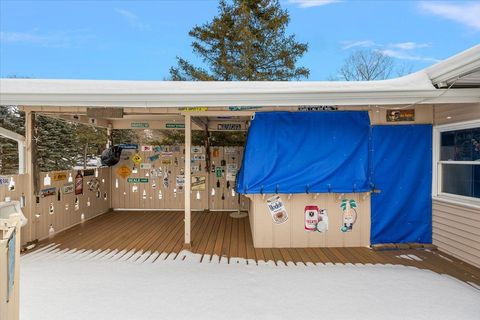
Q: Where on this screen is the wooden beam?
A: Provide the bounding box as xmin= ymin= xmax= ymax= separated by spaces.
xmin=24 ymin=111 xmax=35 ymax=242
xmin=184 ymin=115 xmax=192 ymax=246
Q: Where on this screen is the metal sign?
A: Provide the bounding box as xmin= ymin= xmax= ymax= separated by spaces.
xmin=166 ymin=123 xmax=185 ymax=129
xmin=297 ymin=106 xmax=338 ymax=111
xmin=87 ymin=107 xmax=124 ymax=118
xmin=141 ymin=146 xmax=153 ymax=152
xmin=40 ymin=187 xmax=56 ymax=198
xmin=83 ymin=169 xmax=95 ymax=177
xmin=191 ymin=146 xmax=202 ymax=153
xmin=127 ymin=178 xmax=149 ymax=183
xmin=140 ymin=163 xmax=152 ymax=170
xmin=119 ymin=144 xmax=138 ymax=150
xmin=191 ymin=176 xmax=206 ymax=191
xmin=178 ymin=107 xmax=208 ymax=112
xmin=132 ymin=153 xmax=142 ymax=164
xmin=116 ymin=165 xmax=132 ymax=178
xmin=217 ymin=123 xmax=242 ymax=131
xmin=386 ymin=109 xmax=415 ymax=122
xmin=193 ymin=154 xmax=206 ymax=161
xmin=131 ymin=122 xmax=150 ymax=128
xmin=53 ymin=172 xmax=67 ymax=181
xmin=62 ymin=183 xmax=74 ymax=194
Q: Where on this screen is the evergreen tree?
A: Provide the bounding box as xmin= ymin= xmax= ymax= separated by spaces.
xmin=0 ymin=106 xmax=24 ymax=174
xmin=170 ymin=0 xmax=309 ymax=81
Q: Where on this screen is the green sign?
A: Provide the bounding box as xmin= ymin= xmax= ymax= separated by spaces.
xmin=166 ymin=123 xmax=185 ymax=129
xmin=131 ymin=122 xmax=149 ymax=128
xmin=127 ymin=178 xmax=149 ymax=183
xmin=215 ymin=167 xmax=223 ymax=178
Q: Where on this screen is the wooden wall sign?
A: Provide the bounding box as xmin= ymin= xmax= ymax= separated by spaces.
xmin=53 ymin=172 xmax=67 ymax=181
xmin=386 ymin=109 xmax=415 ymax=122
xmin=62 ymin=183 xmax=74 ymax=194
xmin=191 ymin=176 xmax=206 ymax=191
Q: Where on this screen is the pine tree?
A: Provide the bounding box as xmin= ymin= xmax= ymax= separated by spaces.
xmin=170 ymin=0 xmax=309 ymax=81
xmin=0 ymin=106 xmax=25 ymax=174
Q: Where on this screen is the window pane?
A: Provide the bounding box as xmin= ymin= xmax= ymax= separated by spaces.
xmin=440 ymin=127 xmax=480 ymax=161
xmin=442 ymin=164 xmax=480 ymax=198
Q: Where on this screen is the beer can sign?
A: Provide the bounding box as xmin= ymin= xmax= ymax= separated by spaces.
xmin=304 ymin=206 xmax=319 ymax=231
xmin=75 ymin=171 xmax=83 ymax=195
xmin=266 ymin=195 xmax=288 ymax=224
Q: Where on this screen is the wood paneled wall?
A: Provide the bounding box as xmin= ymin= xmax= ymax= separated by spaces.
xmin=248 ymin=193 xmax=370 ymax=248
xmin=0 ymin=174 xmax=29 ymax=246
xmin=434 ymin=103 xmax=480 ymax=125
xmin=432 ymin=199 xmax=480 ymax=268
xmin=111 ymin=146 xmax=249 ymax=211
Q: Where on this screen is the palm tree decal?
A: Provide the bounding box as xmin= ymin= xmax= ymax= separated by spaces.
xmin=340 ymin=199 xmax=357 ymax=232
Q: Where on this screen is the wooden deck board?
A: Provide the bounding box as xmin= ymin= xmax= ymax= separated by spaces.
xmin=32 ymin=210 xmax=480 ymax=285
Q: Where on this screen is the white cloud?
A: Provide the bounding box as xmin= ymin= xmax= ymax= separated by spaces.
xmin=379 ymin=49 xmax=439 ymax=62
xmin=0 ymin=30 xmax=93 ymax=48
xmin=114 ymin=8 xmax=151 ymax=31
xmin=419 ymin=1 xmax=480 ymax=30
xmin=340 ymin=40 xmax=377 ymax=50
xmin=390 ymin=42 xmax=430 ymax=50
xmin=288 ymin=0 xmax=340 ymax=8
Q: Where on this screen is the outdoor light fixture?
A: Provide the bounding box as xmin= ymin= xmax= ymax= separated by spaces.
xmin=43 ymin=174 xmax=51 ymax=186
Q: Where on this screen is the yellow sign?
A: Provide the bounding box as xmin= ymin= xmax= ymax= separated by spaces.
xmin=116 ymin=165 xmax=132 ymax=179
xmin=132 ymin=153 xmax=142 ymax=165
xmin=53 ymin=172 xmax=67 ymax=181
xmin=178 ymin=107 xmax=208 ymax=112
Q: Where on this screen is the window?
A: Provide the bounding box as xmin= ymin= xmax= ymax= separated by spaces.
xmin=436 ymin=121 xmax=480 ymax=201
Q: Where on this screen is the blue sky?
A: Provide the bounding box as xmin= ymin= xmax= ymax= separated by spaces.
xmin=0 ymin=0 xmax=479 ymax=81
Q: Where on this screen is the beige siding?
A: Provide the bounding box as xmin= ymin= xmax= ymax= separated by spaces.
xmin=432 ymin=199 xmax=480 ymax=268
xmin=248 ymin=193 xmax=370 ymax=248
xmin=434 ymin=103 xmax=480 ymax=125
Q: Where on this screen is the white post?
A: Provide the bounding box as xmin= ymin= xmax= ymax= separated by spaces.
xmin=17 ymin=142 xmax=25 ymax=175
xmin=184 ymin=115 xmax=192 ymax=247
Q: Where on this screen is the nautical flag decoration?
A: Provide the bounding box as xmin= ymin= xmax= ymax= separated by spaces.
xmin=340 ymin=199 xmax=358 ymax=232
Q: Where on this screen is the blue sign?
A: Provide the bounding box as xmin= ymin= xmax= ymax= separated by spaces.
xmin=119 ymin=144 xmax=138 ymax=150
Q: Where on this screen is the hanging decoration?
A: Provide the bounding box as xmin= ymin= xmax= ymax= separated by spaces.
xmin=266 ymin=195 xmax=288 ymax=224
xmin=211 ymin=187 xmax=216 ymax=196
xmin=141 ymin=145 xmax=153 ymax=152
xmin=62 ymin=183 xmax=74 ymax=194
xmin=142 ymin=190 xmax=147 ymax=200
xmin=57 ymin=189 xmax=61 ymax=201
xmin=340 ymin=199 xmax=358 ymax=232
xmin=304 ymin=206 xmax=328 ymax=233
xmin=163 ymin=170 xmax=169 ymax=188
xmin=116 ymin=165 xmax=132 ymax=179
xmin=87 ymin=197 xmax=91 ymax=207
xmin=81 ymin=213 xmax=85 ymax=221
xmin=132 ymin=153 xmax=142 ymax=165
xmin=8 ymin=177 xmax=16 ymax=191
xmin=215 ymin=167 xmax=223 ymax=178
xmin=20 ymin=193 xmax=26 ymax=208
xmin=176 ymin=175 xmax=185 ymax=191
xmin=74 ymin=197 xmax=80 ymax=211
xmin=103 ymin=192 xmax=108 ymax=201
xmin=191 ymin=176 xmax=206 ymax=191
xmin=87 ymin=178 xmax=100 ymax=192
xmin=231 ymin=188 xmax=235 ymax=197
xmin=75 ymin=170 xmax=84 ymax=195
xmin=132 ymin=184 xmax=138 ymax=193
xmin=149 ymin=154 xmax=160 ymax=162
xmin=94 ymin=168 xmax=99 ymax=178
xmin=132 ymin=165 xmax=138 ymax=174
xmin=226 ymin=164 xmax=237 ymax=182
xmin=83 ymin=169 xmax=95 ymax=177
xmin=53 ymin=172 xmax=67 ymax=181
xmin=65 ymin=204 xmax=69 ymax=211
xmin=212 ymin=148 xmax=220 ymax=158
xmin=140 ymin=163 xmax=152 ymax=170
xmin=152 ymin=180 xmax=157 ymax=189
xmin=196 ymin=190 xmax=201 ymax=200
xmin=43 ymin=174 xmax=51 ymax=186
xmin=68 ymin=173 xmax=73 ymax=183
xmin=49 ymin=203 xmax=54 ymax=215
xmin=158 ymin=190 xmax=163 ymax=200
xmin=49 ymin=225 xmax=55 ymax=237
xmin=127 ymin=178 xmax=149 ymax=183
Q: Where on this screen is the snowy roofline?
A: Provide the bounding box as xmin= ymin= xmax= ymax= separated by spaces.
xmin=0 ymin=45 xmax=479 ymax=107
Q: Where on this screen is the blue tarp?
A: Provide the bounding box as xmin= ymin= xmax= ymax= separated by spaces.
xmin=236 ymin=111 xmax=371 ymax=194
xmin=370 ymin=125 xmax=432 ymax=244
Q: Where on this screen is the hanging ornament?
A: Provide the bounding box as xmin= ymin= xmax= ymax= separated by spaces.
xmin=174 ymin=157 xmax=179 ymax=166
xmin=102 ymin=178 xmax=105 ymax=183
xmin=216 ymin=180 xmax=220 ymax=188
xmin=159 ymin=190 xmax=163 ymax=200
xmin=103 ymin=192 xmax=108 ymax=201
xmin=81 ymin=213 xmax=85 ymax=221
xmin=221 ymin=193 xmax=225 ymax=201
xmin=20 ymin=193 xmax=26 ymax=208
xmin=57 ymin=188 xmax=61 ymax=201
xmin=48 ymin=225 xmax=55 ymax=237
xmin=35 ymin=213 xmax=41 ymax=219
xmin=96 ymin=190 xmax=100 ymax=198
xmin=43 ymin=174 xmax=51 ymax=186
xmin=8 ymin=177 xmax=15 ymax=191
xmin=132 ymin=184 xmax=138 ymax=193
xmin=211 ymin=187 xmax=216 ymax=196
xmin=115 ymin=178 xmax=119 ymax=189
xmin=95 ymin=168 xmax=99 ymax=178
xmin=87 ymin=197 xmax=91 ymax=207
xmin=226 ymin=181 xmax=230 ymax=189
xmin=49 ymin=203 xmax=54 ymax=215
xmin=68 ymin=173 xmax=73 ymax=183
xmin=211 ymin=161 xmax=215 ymax=173
xmin=132 ymin=165 xmax=138 ymax=174
xmin=152 ymin=180 xmax=157 ymax=189
xmin=145 ymin=171 xmax=149 ymax=177
xmin=173 ymin=188 xmax=177 ymax=198
xmin=142 ymin=189 xmax=147 ymax=200
xmin=65 ymin=204 xmax=69 ymax=211
xmin=231 ymin=188 xmax=236 ymax=197
xmin=74 ymin=197 xmax=80 ymax=211
xmin=221 ymin=159 xmax=226 ymax=166
xmin=196 ymin=190 xmax=200 ymax=200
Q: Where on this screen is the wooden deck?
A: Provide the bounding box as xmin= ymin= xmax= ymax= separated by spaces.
xmin=33 ymin=210 xmax=480 ymax=286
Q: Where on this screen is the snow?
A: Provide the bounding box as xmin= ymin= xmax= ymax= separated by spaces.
xmin=21 ymin=247 xmax=480 ymax=320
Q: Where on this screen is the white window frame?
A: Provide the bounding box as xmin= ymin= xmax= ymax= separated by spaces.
xmin=433 ymin=119 xmax=480 ymax=206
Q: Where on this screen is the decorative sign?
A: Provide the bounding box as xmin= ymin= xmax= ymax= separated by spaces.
xmin=212 ymin=148 xmax=220 ymax=158
xmin=227 ymin=106 xmax=262 ymax=111
xmin=226 ymin=164 xmax=237 ymax=182
xmin=193 ymin=154 xmax=206 ymax=161
xmin=178 ymin=107 xmax=208 ymax=112
xmin=87 ymin=179 xmax=100 ymax=192
xmin=224 ymin=147 xmax=236 ymax=154
xmin=132 ymin=153 xmax=142 ymax=164
xmin=304 ymin=206 xmax=329 ymax=233
xmin=62 ymin=183 xmax=74 ymax=194
xmin=217 ymin=123 xmax=242 ymax=131
xmin=119 ymin=143 xmax=138 ymax=150
xmin=266 ymin=195 xmax=288 ymax=224
xmin=176 ymin=175 xmax=185 ymax=191
xmin=386 ymin=109 xmax=415 ymax=122
xmin=298 ymin=106 xmax=338 ymax=112
xmin=116 ymin=165 xmax=132 ymax=178
xmin=140 ymin=163 xmax=152 ymax=170
xmin=215 ymin=167 xmax=223 ymax=178
xmin=166 ymin=123 xmax=185 ymax=129
xmin=191 ymin=146 xmax=202 ymax=153
xmin=340 ymin=199 xmax=358 ymax=232
xmin=75 ymin=171 xmax=83 ymax=195
xmin=131 ymin=122 xmax=149 ymax=128
xmin=161 ymin=159 xmax=172 ymax=165
xmin=53 ymin=172 xmax=67 ymax=181
xmin=87 ymin=107 xmax=123 ymax=118
xmin=191 ymin=176 xmax=206 ymax=191
xmin=83 ymin=169 xmax=95 ymax=177
xmin=191 ymin=165 xmax=200 ymax=173
xmin=162 ymin=152 xmax=173 ymax=157
xmin=154 ymin=146 xmax=162 ymax=153
xmin=149 ymin=154 xmax=160 ymax=162
xmin=141 ymin=146 xmax=153 ymax=152
xmin=127 ymin=178 xmax=149 ymax=183
xmin=0 ymin=177 xmax=9 ymax=186
xmin=40 ymin=187 xmax=56 ymax=198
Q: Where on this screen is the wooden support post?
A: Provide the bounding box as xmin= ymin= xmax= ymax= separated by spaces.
xmin=24 ymin=111 xmax=35 ymax=242
xmin=184 ymin=115 xmax=192 ymax=247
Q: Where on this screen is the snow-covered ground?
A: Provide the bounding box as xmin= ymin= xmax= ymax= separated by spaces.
xmin=21 ymin=245 xmax=480 ymax=320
